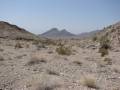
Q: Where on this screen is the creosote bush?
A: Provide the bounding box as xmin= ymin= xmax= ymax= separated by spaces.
xmin=99 ymin=48 xmax=108 ymax=57
xmin=99 ymin=35 xmax=110 ymax=57
xmin=56 ymin=44 xmax=72 ymax=55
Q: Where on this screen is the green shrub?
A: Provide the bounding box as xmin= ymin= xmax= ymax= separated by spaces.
xmin=99 ymin=36 xmax=110 ymax=57
xmin=56 ymin=45 xmax=72 ymax=55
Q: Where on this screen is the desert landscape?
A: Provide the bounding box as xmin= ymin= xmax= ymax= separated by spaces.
xmin=0 ymin=21 xmax=120 ymax=90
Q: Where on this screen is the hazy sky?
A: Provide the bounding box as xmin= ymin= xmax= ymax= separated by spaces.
xmin=0 ymin=0 xmax=120 ymax=34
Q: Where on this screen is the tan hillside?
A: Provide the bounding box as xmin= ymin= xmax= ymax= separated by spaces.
xmin=97 ymin=22 xmax=120 ymax=50
xmin=0 ymin=21 xmax=38 ymax=40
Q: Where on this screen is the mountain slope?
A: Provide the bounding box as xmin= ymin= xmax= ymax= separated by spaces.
xmin=0 ymin=21 xmax=38 ymax=40
xmin=97 ymin=21 xmax=120 ymax=50
xmin=41 ymin=28 xmax=60 ymax=37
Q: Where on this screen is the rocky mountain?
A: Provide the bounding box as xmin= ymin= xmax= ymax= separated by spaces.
xmin=98 ymin=21 xmax=120 ymax=50
xmin=40 ymin=28 xmax=101 ymax=39
xmin=40 ymin=28 xmax=76 ymax=38
xmin=0 ymin=21 xmax=38 ymax=40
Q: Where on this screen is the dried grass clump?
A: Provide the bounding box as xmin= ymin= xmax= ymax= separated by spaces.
xmin=27 ymin=53 xmax=46 ymax=66
xmin=112 ymin=65 xmax=120 ymax=73
xmin=80 ymin=74 xmax=98 ymax=89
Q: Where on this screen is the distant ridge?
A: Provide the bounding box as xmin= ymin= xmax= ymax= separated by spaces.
xmin=77 ymin=30 xmax=100 ymax=38
xmin=40 ymin=28 xmax=76 ymax=38
xmin=0 ymin=21 xmax=38 ymax=40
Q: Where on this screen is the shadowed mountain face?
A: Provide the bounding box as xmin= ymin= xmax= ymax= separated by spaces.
xmin=41 ymin=28 xmax=76 ymax=38
xmin=0 ymin=21 xmax=38 ymax=40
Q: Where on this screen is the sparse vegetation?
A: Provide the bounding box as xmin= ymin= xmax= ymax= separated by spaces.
xmin=99 ymin=35 xmax=110 ymax=57
xmin=92 ymin=36 xmax=98 ymax=42
xmin=99 ymin=58 xmax=112 ymax=66
xmin=103 ymin=58 xmax=112 ymax=65
xmin=73 ymin=61 xmax=82 ymax=66
xmin=99 ymin=48 xmax=109 ymax=57
xmin=1 ymin=21 xmax=120 ymax=90
xmin=0 ymin=48 xmax=4 ymax=52
xmin=81 ymin=75 xmax=98 ymax=89
xmin=27 ymin=56 xmax=46 ymax=66
xmin=0 ymin=55 xmax=4 ymax=61
xmin=36 ymin=44 xmax=46 ymax=50
xmin=15 ymin=42 xmax=23 ymax=49
xmin=56 ymin=44 xmax=72 ymax=55
xmin=47 ymin=69 xmax=60 ymax=76
xmin=112 ymin=65 xmax=120 ymax=73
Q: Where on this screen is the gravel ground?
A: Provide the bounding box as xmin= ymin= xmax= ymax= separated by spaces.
xmin=0 ymin=38 xmax=120 ymax=90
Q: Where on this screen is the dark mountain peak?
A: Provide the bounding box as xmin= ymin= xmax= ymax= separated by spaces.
xmin=50 ymin=28 xmax=59 ymax=31
xmin=41 ymin=28 xmax=76 ymax=38
xmin=61 ymin=29 xmax=67 ymax=32
xmin=42 ymin=28 xmax=59 ymax=36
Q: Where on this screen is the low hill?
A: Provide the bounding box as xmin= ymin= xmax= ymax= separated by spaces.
xmin=0 ymin=21 xmax=38 ymax=40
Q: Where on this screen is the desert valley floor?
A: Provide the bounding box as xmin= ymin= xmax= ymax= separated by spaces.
xmin=0 ymin=38 xmax=120 ymax=90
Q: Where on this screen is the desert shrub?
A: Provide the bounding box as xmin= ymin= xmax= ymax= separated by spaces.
xmin=47 ymin=69 xmax=60 ymax=76
xmin=99 ymin=48 xmax=108 ymax=57
xmin=92 ymin=36 xmax=97 ymax=42
xmin=26 ymin=44 xmax=30 ymax=48
xmin=103 ymin=58 xmax=112 ymax=65
xmin=15 ymin=42 xmax=23 ymax=49
xmin=99 ymin=36 xmax=110 ymax=57
xmin=0 ymin=48 xmax=4 ymax=52
xmin=32 ymin=40 xmax=41 ymax=45
xmin=56 ymin=45 xmax=72 ymax=55
xmin=81 ymin=75 xmax=98 ymax=89
xmin=100 ymin=36 xmax=110 ymax=49
xmin=27 ymin=56 xmax=46 ymax=66
xmin=37 ymin=44 xmax=46 ymax=50
xmin=0 ymin=55 xmax=4 ymax=61
xmin=112 ymin=65 xmax=120 ymax=73
xmin=73 ymin=61 xmax=82 ymax=66
xmin=99 ymin=58 xmax=112 ymax=66
xmin=42 ymin=39 xmax=56 ymax=45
